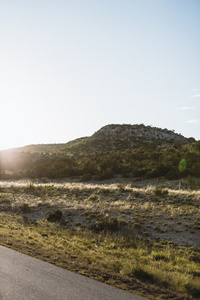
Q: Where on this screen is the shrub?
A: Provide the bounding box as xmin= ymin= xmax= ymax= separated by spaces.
xmin=152 ymin=253 xmax=169 ymax=262
xmin=154 ymin=188 xmax=168 ymax=197
xmin=131 ymin=266 xmax=155 ymax=283
xmin=47 ymin=210 xmax=63 ymax=222
xmin=134 ymin=192 xmax=140 ymax=198
xmin=102 ymin=189 xmax=112 ymax=195
xmin=19 ymin=203 xmax=32 ymax=213
xmin=189 ymin=252 xmax=200 ymax=263
xmin=184 ymin=283 xmax=200 ymax=298
xmin=90 ymin=216 xmax=119 ymax=232
xmin=117 ymin=184 xmax=126 ymax=192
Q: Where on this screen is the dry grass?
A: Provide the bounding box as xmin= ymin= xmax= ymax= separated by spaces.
xmin=0 ymin=179 xmax=200 ymax=299
xmin=1 ymin=179 xmax=199 ymax=248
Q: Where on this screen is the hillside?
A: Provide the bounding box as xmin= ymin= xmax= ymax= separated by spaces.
xmin=0 ymin=124 xmax=199 ymax=182
xmin=61 ymin=124 xmax=193 ymax=154
xmin=6 ymin=124 xmax=195 ymax=155
xmin=12 ymin=137 xmax=88 ymax=154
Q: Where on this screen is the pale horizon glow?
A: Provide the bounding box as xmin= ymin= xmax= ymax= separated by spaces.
xmin=180 ymin=107 xmax=195 ymax=111
xmin=0 ymin=0 xmax=200 ymax=150
xmin=192 ymin=94 xmax=200 ymax=98
xmin=187 ymin=120 xmax=200 ymax=124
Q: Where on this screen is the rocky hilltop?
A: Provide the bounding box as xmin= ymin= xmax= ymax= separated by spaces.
xmin=92 ymin=124 xmax=190 ymax=143
xmin=59 ymin=124 xmax=194 ymax=154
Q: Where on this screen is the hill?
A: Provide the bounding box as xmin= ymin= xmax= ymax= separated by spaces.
xmin=60 ymin=124 xmax=194 ymax=154
xmin=0 ymin=124 xmax=199 ymax=182
xmin=11 ymin=124 xmax=195 ymax=155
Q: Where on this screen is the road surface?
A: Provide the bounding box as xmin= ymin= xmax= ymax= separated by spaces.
xmin=0 ymin=246 xmax=148 ymax=300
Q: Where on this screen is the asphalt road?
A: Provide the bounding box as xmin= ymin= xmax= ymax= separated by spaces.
xmin=0 ymin=245 xmax=149 ymax=300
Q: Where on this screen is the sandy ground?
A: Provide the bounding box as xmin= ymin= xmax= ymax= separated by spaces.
xmin=0 ymin=179 xmax=200 ymax=250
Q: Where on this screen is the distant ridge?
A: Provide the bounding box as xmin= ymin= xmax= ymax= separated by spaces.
xmin=92 ymin=124 xmax=190 ymax=143
xmin=9 ymin=124 xmax=195 ymax=155
xmin=61 ymin=123 xmax=194 ymax=154
xmin=12 ymin=137 xmax=88 ymax=154
xmin=1 ymin=124 xmax=199 ymax=181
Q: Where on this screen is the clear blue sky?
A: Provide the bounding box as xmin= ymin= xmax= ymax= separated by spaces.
xmin=1 ymin=0 xmax=200 ymax=150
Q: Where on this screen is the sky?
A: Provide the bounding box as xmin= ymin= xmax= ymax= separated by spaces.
xmin=0 ymin=0 xmax=200 ymax=150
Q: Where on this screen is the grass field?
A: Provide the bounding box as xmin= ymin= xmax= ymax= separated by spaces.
xmin=0 ymin=179 xmax=200 ymax=299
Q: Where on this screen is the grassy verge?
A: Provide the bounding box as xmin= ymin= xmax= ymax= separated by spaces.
xmin=0 ymin=181 xmax=200 ymax=299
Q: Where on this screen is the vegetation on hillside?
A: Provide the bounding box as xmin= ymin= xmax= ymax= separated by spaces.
xmin=1 ymin=141 xmax=200 ymax=183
